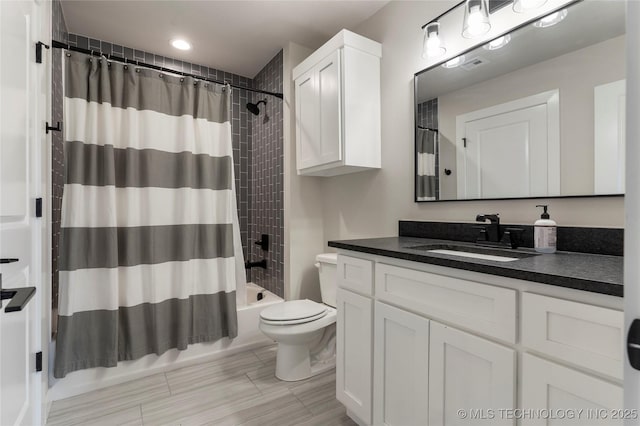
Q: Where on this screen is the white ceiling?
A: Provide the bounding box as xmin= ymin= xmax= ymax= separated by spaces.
xmin=60 ymin=0 xmax=390 ymax=78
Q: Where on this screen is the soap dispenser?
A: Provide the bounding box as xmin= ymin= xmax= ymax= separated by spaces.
xmin=534 ymin=205 xmax=557 ymax=253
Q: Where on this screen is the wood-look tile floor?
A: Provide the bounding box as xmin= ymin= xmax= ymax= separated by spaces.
xmin=47 ymin=344 xmax=356 ymax=426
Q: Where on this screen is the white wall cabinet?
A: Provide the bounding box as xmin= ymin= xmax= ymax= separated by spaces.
xmin=293 ymin=30 xmax=381 ymax=176
xmin=429 ymin=321 xmax=516 ymax=426
xmin=336 ymin=251 xmax=623 ymax=426
xmin=373 ymin=302 xmax=430 ymax=426
xmin=336 ymin=288 xmax=373 ymax=424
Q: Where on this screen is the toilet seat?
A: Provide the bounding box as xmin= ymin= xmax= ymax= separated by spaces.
xmin=260 ymin=300 xmax=328 ymax=325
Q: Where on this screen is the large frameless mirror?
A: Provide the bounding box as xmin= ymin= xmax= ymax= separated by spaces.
xmin=414 ymin=0 xmax=625 ymax=202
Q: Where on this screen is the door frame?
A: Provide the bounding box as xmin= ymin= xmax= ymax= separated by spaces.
xmin=624 ymin=0 xmax=640 ymax=417
xmin=455 ymin=89 xmax=560 ymax=198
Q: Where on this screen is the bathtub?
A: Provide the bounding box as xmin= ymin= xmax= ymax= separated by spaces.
xmin=48 ymin=283 xmax=283 ymax=401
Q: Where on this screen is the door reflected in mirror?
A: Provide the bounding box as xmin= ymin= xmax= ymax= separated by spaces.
xmin=414 ymin=0 xmax=625 ymax=202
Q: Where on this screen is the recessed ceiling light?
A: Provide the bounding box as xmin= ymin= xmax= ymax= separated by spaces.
xmin=442 ymin=55 xmax=466 ymax=69
xmin=483 ymin=35 xmax=511 ymax=51
xmin=513 ymin=0 xmax=547 ymax=13
xmin=534 ymin=9 xmax=568 ymax=28
xmin=171 ymin=39 xmax=192 ymax=50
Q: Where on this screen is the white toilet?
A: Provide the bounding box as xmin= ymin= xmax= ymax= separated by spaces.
xmin=259 ymin=253 xmax=338 ymax=381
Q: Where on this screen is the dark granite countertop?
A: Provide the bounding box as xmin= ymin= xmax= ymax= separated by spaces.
xmin=328 ymin=237 xmax=623 ymax=297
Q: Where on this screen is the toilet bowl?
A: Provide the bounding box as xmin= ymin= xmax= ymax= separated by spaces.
xmin=259 ymin=253 xmax=338 ymax=381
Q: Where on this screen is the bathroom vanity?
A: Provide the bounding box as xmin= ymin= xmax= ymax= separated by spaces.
xmin=329 ymin=228 xmax=624 ymax=426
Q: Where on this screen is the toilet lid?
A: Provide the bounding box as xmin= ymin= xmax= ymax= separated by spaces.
xmin=260 ymin=299 xmax=327 ymax=322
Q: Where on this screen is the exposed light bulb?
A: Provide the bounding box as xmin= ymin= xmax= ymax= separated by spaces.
xmin=171 ymin=39 xmax=192 ymax=50
xmin=462 ymin=1 xmax=491 ymax=39
xmin=534 ymin=9 xmax=568 ymax=28
xmin=423 ymin=23 xmax=446 ymax=58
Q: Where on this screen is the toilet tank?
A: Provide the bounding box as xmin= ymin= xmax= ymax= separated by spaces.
xmin=315 ymin=253 xmax=338 ymax=307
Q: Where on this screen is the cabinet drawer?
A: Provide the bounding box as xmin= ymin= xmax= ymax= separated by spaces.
xmin=521 ymin=354 xmax=623 ymax=426
xmin=521 ymin=292 xmax=623 ymax=379
xmin=337 ymin=255 xmax=373 ymax=296
xmin=375 ymin=263 xmax=516 ymax=343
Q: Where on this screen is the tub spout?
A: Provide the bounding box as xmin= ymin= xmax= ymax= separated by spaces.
xmin=245 ymin=259 xmax=267 ymax=269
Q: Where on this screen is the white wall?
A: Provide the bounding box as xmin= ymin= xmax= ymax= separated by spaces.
xmin=283 ymin=42 xmax=324 ymax=301
xmin=318 ymin=0 xmax=623 ymax=248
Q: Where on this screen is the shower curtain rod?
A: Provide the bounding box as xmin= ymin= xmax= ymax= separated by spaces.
xmin=51 ymin=40 xmax=284 ymax=99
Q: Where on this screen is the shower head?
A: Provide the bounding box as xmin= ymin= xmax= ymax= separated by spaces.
xmin=246 ymin=99 xmax=267 ymax=116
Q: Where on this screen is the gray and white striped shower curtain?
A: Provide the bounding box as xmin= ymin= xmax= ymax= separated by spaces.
xmin=54 ymin=52 xmax=245 ymax=378
xmin=416 ymin=128 xmax=437 ymax=201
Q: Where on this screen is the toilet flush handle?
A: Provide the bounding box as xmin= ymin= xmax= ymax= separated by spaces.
xmin=314 ymin=263 xmax=321 ymax=269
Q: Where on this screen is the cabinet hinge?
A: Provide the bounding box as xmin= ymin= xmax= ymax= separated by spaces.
xmin=35 ymin=42 xmax=50 ymax=64
xmin=35 ymin=351 xmax=42 ymax=372
xmin=35 ymin=198 xmax=42 ymax=218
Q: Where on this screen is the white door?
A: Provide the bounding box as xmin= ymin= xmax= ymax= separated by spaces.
xmin=336 ymin=288 xmax=372 ymax=425
xmin=429 ymin=321 xmax=515 ymax=426
xmin=0 ymin=0 xmax=47 ymax=424
xmin=521 ymin=354 xmax=623 ymax=426
xmin=373 ymin=301 xmax=429 ymax=426
xmin=456 ymin=91 xmax=560 ymax=199
xmin=594 ymin=79 xmax=626 ymax=195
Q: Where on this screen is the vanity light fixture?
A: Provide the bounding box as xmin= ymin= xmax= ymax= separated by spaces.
xmin=513 ymin=0 xmax=547 ymax=13
xmin=533 ymin=9 xmax=568 ymax=28
xmin=170 ymin=39 xmax=192 ymax=50
xmin=423 ymin=22 xmax=446 ymax=58
xmin=483 ymin=34 xmax=511 ymax=50
xmin=462 ymin=0 xmax=491 ymax=39
xmin=442 ymin=55 xmax=466 ymax=69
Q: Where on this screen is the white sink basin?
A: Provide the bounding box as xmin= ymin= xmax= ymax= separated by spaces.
xmin=427 ymin=249 xmax=520 ymax=262
xmin=407 ymin=244 xmax=538 ymax=262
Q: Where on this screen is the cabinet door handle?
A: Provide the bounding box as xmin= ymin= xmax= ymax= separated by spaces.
xmin=0 ymin=287 xmax=36 ymax=313
xmin=0 ymin=258 xmax=19 ymax=264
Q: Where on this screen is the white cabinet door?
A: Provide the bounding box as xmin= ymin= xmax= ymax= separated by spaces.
xmin=429 ymin=321 xmax=516 ymax=426
xmin=374 ymin=302 xmax=429 ymax=426
xmin=295 ymin=67 xmax=318 ymax=170
xmin=521 ymin=354 xmax=623 ymax=426
xmin=336 ymin=288 xmax=373 ymax=424
xmin=316 ymin=50 xmax=342 ymax=166
xmin=295 ymin=50 xmax=342 ymax=171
